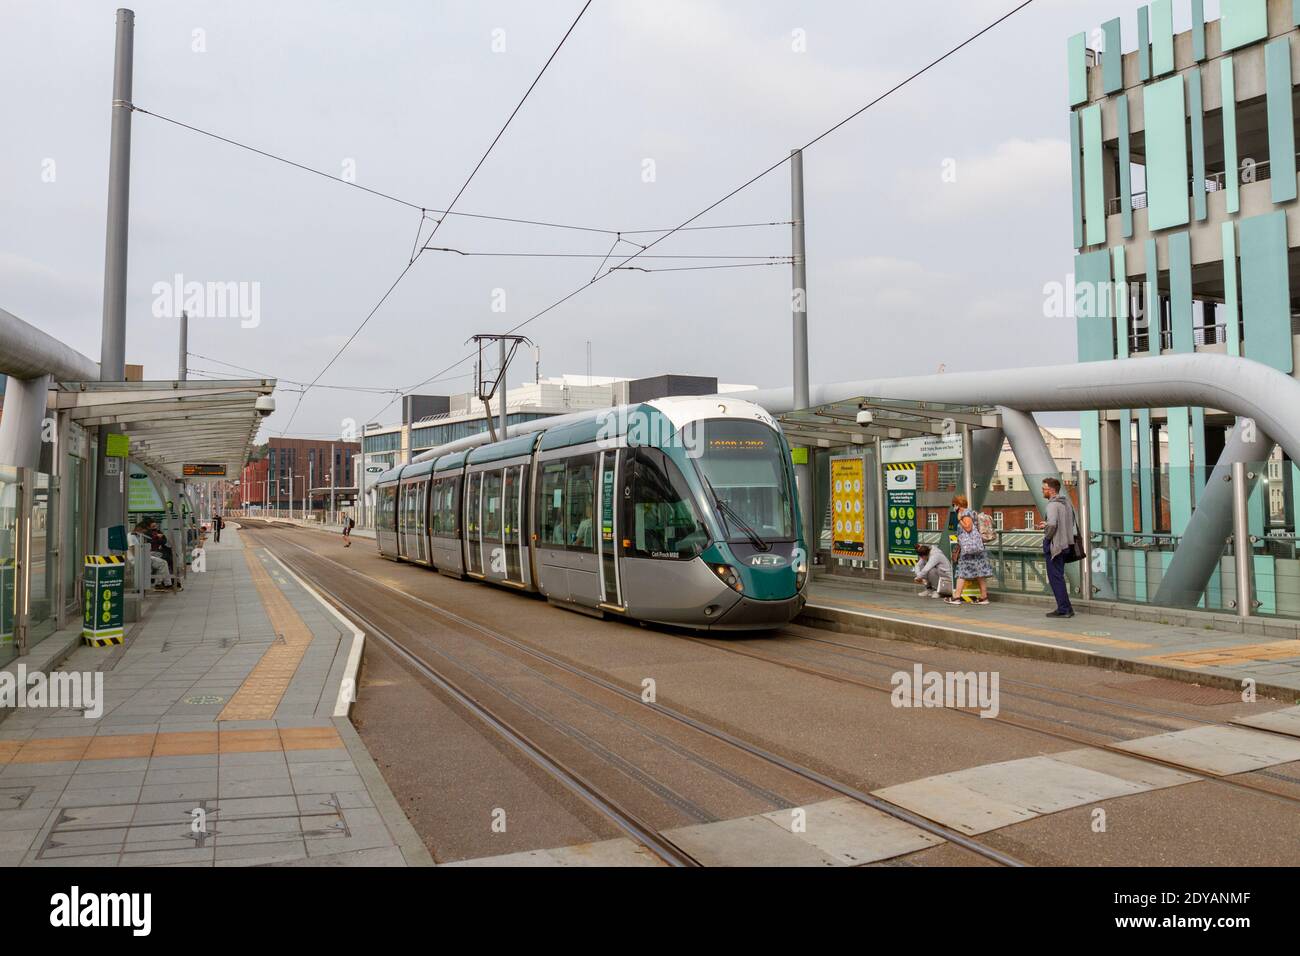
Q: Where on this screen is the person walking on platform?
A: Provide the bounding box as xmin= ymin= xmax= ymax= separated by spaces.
xmin=342 ymin=513 xmax=355 ymax=548
xmin=945 ymin=494 xmax=991 ymax=606
xmin=912 ymin=544 xmax=952 ymax=598
xmin=1040 ymin=477 xmax=1076 ymax=618
xmin=213 ymin=512 xmax=224 ymax=543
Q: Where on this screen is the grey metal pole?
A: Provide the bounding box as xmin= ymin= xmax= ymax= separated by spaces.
xmin=329 ymin=443 xmax=335 ymax=516
xmin=499 ymin=338 xmax=508 ymax=441
xmin=1231 ymin=460 xmax=1254 ymax=617
xmin=874 ymin=437 xmax=886 ymax=581
xmin=961 ymin=423 xmax=974 ymax=506
xmin=94 ymin=8 xmax=135 ymax=543
xmin=177 ymin=310 xmax=187 ymax=380
xmin=1078 ymin=468 xmax=1094 ymax=600
xmin=790 ymin=148 xmax=813 ymax=555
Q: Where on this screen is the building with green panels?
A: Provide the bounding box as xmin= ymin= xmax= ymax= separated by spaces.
xmin=1069 ymin=0 xmax=1300 ymax=613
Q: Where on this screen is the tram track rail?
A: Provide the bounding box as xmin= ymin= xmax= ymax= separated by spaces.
xmin=674 ymin=632 xmax=1300 ymax=811
xmin=267 ymin=552 xmax=701 ymax=867
xmin=244 ymin=523 xmax=1027 ymax=867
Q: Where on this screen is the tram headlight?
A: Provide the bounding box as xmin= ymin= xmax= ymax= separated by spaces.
xmin=793 ymin=551 xmax=808 ymax=592
xmin=707 ymin=562 xmax=744 ymax=594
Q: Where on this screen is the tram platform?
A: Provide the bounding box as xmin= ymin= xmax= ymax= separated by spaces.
xmin=0 ymin=524 xmax=431 ymax=867
xmin=804 ymin=575 xmax=1300 ymax=700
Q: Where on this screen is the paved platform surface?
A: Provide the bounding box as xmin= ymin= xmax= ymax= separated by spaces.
xmin=0 ymin=524 xmax=429 ymax=867
xmin=805 ymin=576 xmax=1300 ymax=697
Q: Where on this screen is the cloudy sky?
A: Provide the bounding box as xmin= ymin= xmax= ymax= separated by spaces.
xmin=1 ymin=0 xmax=1223 ymax=440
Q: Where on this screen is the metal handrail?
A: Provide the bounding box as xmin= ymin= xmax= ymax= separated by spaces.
xmin=1105 ymin=152 xmax=1300 ymax=216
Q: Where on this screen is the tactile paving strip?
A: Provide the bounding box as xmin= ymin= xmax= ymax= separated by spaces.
xmin=217 ymin=550 xmax=317 ymax=720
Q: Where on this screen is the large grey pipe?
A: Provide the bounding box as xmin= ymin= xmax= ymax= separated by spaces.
xmin=1154 ymin=418 xmax=1270 ymax=607
xmin=743 ymin=354 xmax=1300 ymax=467
xmin=0 ymin=375 xmax=52 ymax=469
xmin=0 ymin=308 xmax=99 ymax=381
xmin=969 ymin=427 xmax=1002 ymax=511
xmin=0 ymin=308 xmax=98 ymax=469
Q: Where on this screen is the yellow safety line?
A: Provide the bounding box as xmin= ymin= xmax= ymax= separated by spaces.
xmin=1142 ymin=640 xmax=1300 ymax=669
xmin=217 ymin=549 xmax=317 ymax=721
xmin=815 ymin=595 xmax=1153 ymax=650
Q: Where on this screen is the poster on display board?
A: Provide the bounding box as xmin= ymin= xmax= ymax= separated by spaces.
xmin=885 ymin=462 xmax=918 ymax=567
xmin=128 ymin=470 xmax=165 ymax=514
xmin=830 ymin=456 xmax=865 ymax=558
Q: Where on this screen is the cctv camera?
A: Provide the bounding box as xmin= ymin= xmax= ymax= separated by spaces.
xmin=856 ymin=409 xmax=874 ymax=426
xmin=255 ymin=395 xmax=276 ymax=417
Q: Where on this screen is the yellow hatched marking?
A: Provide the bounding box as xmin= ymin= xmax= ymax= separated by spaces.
xmin=218 ymin=550 xmax=316 ymax=721
xmin=819 ymin=596 xmax=1153 ymax=650
xmin=1142 ymin=641 xmax=1300 ymax=669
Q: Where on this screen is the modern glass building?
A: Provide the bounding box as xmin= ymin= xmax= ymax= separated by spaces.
xmin=1069 ymin=0 xmax=1300 ymax=612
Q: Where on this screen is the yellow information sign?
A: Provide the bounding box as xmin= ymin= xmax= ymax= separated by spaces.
xmin=830 ymin=456 xmax=865 ymax=558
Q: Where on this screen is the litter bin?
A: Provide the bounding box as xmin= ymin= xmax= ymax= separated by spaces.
xmin=83 ymin=554 xmax=126 ymax=646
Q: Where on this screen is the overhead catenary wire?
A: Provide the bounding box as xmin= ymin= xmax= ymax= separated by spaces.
xmin=276 ymin=0 xmax=594 ymax=436
xmin=611 ymin=261 xmax=792 ymax=273
xmin=129 ymin=103 xmax=794 ymax=239
xmin=187 ymin=352 xmax=473 ymax=393
xmin=379 ymin=0 xmax=1035 ymax=420
xmin=421 ymin=247 xmax=791 ymax=260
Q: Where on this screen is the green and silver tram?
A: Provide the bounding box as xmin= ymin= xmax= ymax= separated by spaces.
xmin=374 ymin=396 xmax=807 ymax=630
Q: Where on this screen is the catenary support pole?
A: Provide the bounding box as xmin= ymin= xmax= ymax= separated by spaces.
xmin=499 ymin=338 xmax=508 ymax=442
xmin=790 ymin=148 xmax=813 ymax=554
xmin=94 ymin=8 xmax=135 ymax=546
xmin=177 ymin=310 xmax=187 ymax=381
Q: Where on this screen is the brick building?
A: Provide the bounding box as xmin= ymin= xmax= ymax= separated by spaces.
xmin=238 ymin=438 xmax=359 ymax=510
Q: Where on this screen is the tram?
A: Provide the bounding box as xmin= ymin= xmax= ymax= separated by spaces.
xmin=373 ymin=395 xmax=807 ymax=630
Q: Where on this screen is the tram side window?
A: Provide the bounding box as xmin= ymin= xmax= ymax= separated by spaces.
xmin=379 ymin=486 xmax=397 ymax=532
xmin=430 ymin=480 xmax=442 ymax=536
xmin=448 ymin=478 xmax=460 ymax=536
xmin=539 ymin=461 xmax=567 ymax=546
xmin=434 ymin=479 xmax=455 ymax=537
xmin=566 ymin=456 xmax=596 ymax=552
xmin=628 ymin=448 xmax=709 ymax=559
xmin=483 ymin=470 xmax=503 ymax=538
xmin=466 ymin=473 xmax=481 ymax=536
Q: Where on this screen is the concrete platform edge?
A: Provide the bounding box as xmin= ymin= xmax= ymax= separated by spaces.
xmin=797 ymin=603 xmax=1300 ymax=704
xmin=260 ymin=548 xmax=432 ymax=866
xmin=331 ymin=716 xmax=435 ymax=867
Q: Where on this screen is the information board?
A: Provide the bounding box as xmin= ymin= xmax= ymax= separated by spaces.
xmin=83 ymin=555 xmax=125 ymax=645
xmin=885 ymin=462 xmax=918 ymax=567
xmin=830 ymin=456 xmax=865 ymax=558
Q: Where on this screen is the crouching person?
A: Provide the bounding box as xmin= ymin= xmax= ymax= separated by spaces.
xmin=912 ymin=544 xmax=952 ymax=599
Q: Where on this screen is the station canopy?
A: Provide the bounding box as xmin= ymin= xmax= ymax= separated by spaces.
xmin=776 ymin=396 xmax=1002 ymax=447
xmin=54 ymin=379 xmax=275 ymax=480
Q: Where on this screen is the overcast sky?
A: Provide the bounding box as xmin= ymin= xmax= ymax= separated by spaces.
xmin=1 ymin=0 xmax=1224 ymax=440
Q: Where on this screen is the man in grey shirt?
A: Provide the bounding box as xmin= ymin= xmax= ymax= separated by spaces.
xmin=912 ymin=544 xmax=952 ymax=598
xmin=1040 ymin=477 xmax=1076 ymax=618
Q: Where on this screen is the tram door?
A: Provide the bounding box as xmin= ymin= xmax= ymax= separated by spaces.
xmin=597 ymin=450 xmax=622 ymax=608
xmin=466 ymin=472 xmax=483 ymax=576
xmin=503 ymin=465 xmax=523 ymax=584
